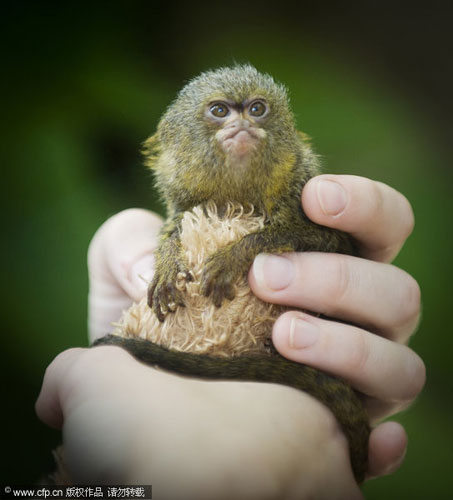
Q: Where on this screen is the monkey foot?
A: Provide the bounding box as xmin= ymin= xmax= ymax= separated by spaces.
xmin=148 ymin=269 xmax=194 ymax=322
xmin=200 ymin=254 xmax=237 ymax=307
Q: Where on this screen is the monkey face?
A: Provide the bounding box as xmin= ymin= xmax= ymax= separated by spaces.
xmin=157 ymin=66 xmax=296 ymax=168
xmin=205 ymin=99 xmax=268 ymax=159
xmin=149 ymin=66 xmax=302 ymax=208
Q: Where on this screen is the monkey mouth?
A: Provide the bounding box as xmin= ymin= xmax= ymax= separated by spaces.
xmin=218 ymin=127 xmax=266 ymax=157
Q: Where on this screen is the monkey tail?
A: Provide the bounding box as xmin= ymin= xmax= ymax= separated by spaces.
xmin=92 ymin=334 xmax=369 ymax=483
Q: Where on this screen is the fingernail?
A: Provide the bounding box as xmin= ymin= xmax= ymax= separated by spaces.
xmin=289 ymin=317 xmax=319 ymax=349
xmin=317 ymin=180 xmax=348 ymax=216
xmin=382 ymin=448 xmax=407 ymax=477
xmin=379 ymin=457 xmax=405 ymax=478
xmin=253 ymin=254 xmax=293 ymax=291
xmin=129 ymin=254 xmax=155 ymax=292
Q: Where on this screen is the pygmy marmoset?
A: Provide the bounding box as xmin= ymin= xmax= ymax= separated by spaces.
xmin=94 ymin=65 xmax=370 ymax=483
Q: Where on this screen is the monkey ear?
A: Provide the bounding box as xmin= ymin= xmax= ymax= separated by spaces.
xmin=142 ymin=133 xmax=160 ymax=169
xmin=297 ymin=130 xmax=312 ymax=145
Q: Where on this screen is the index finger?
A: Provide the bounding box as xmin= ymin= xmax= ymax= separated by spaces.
xmin=302 ymin=175 xmax=415 ymax=262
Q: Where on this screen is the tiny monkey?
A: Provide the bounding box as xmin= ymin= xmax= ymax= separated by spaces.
xmin=94 ymin=65 xmax=370 ymax=483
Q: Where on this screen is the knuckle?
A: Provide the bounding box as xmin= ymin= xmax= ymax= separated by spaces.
xmin=344 ymin=330 xmax=371 ymax=374
xmin=407 ymin=275 xmax=422 ymax=312
xmin=352 ymin=178 xmax=385 ymax=226
xmin=46 ymin=348 xmax=86 ymax=383
xmin=412 ymin=354 xmax=427 ymax=396
xmin=397 ymin=272 xmax=422 ymax=330
xmin=367 ymin=181 xmax=415 ymax=246
xmin=369 ymin=181 xmax=385 ymax=220
xmin=398 ymin=193 xmax=415 ymax=240
xmin=66 ymin=346 xmax=133 ymax=390
xmin=63 ymin=349 xmax=101 ymax=381
xmin=82 ymin=345 xmax=130 ymax=366
xmin=324 ymin=256 xmax=353 ymax=306
xmin=402 ymin=350 xmax=426 ymax=401
xmin=52 ymin=347 xmax=85 ymax=365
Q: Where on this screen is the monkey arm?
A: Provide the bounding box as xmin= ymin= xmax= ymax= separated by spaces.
xmin=200 ymin=204 xmax=355 ymax=307
xmin=148 ymin=213 xmax=193 ymax=321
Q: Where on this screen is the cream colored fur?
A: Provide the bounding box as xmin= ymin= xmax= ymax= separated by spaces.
xmin=113 ymin=202 xmax=285 ymax=357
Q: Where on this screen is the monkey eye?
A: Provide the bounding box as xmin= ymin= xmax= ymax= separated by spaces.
xmin=248 ymin=100 xmax=267 ymax=117
xmin=209 ymin=102 xmax=230 ymax=118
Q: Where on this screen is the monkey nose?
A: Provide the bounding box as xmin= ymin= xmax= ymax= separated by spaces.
xmin=224 ymin=118 xmax=251 ymax=130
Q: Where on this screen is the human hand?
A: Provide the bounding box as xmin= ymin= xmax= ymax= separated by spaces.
xmin=36 ymin=344 xmax=363 ymax=499
xmin=248 ymin=174 xmax=426 ymax=478
xmin=47 ymin=173 xmax=424 ymax=493
xmin=37 ymin=206 xmax=361 ymax=498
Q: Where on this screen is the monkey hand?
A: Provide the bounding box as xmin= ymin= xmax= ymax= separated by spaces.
xmin=200 ymin=248 xmax=240 ymax=307
xmin=148 ymin=261 xmax=193 ymax=322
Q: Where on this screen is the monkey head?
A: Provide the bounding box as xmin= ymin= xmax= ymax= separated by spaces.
xmin=145 ymin=65 xmax=302 ymax=211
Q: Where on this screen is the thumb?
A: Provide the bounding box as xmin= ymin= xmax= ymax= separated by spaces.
xmin=87 ymin=208 xmax=163 ymax=342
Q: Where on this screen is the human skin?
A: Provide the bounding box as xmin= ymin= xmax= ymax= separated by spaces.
xmin=36 ymin=175 xmax=425 ymax=499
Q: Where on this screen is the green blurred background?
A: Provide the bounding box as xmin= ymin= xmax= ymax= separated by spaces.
xmin=2 ymin=2 xmax=452 ymax=498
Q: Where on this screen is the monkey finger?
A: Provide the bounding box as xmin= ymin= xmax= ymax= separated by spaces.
xmin=166 ymin=282 xmax=186 ymax=308
xmin=211 ymin=282 xmax=228 ymax=307
xmin=301 ymin=175 xmax=414 ymax=263
xmin=210 ymin=281 xmax=236 ymax=307
xmin=177 ymin=269 xmax=195 ymax=284
xmin=155 ymin=305 xmax=166 ymax=322
xmin=152 ymin=291 xmax=166 ymax=322
xmin=224 ymin=283 xmax=236 ymax=301
xmin=200 ymin=273 xmax=214 ymax=298
xmin=212 ymin=291 xmax=224 ymax=308
xmin=271 ymin=311 xmax=425 ymax=420
xmin=250 ymin=252 xmax=421 ymax=343
xmin=147 ymin=282 xmax=156 ymax=308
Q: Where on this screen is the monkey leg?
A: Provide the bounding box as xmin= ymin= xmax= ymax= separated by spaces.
xmin=148 ymin=214 xmax=193 ymax=321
